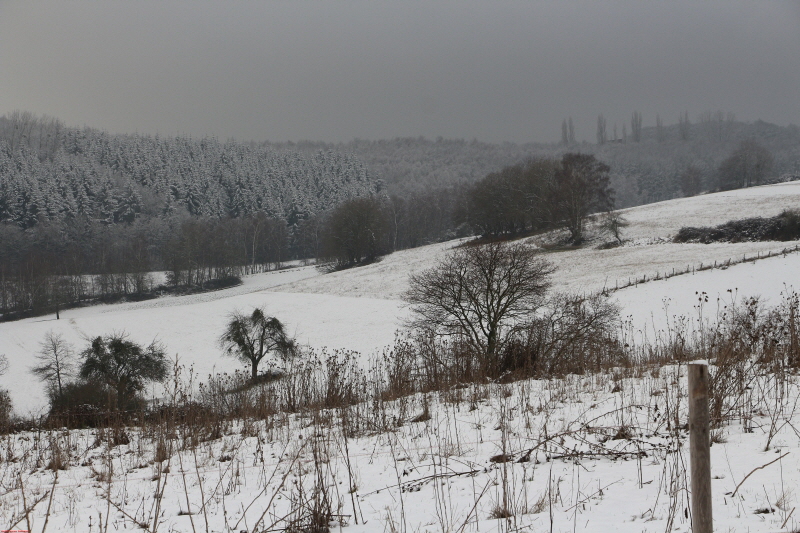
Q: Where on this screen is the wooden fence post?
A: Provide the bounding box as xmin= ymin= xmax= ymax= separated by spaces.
xmin=689 ymin=362 xmax=713 ymax=533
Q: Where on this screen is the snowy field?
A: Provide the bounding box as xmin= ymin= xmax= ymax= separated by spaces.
xmin=617 ymin=180 xmax=800 ymax=240
xmin=614 ymin=252 xmax=800 ymax=341
xmin=0 ymin=181 xmax=799 ymax=532
xmin=1 ymin=181 xmax=800 ymax=413
xmin=0 ymin=273 xmax=406 ymax=414
xmin=1 ymin=364 xmax=798 ymax=533
xmin=276 ymin=181 xmax=800 ymax=298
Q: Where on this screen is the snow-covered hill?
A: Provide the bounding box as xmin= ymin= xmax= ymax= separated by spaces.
xmin=1 ymin=181 xmax=799 ymax=414
xmin=1 ymin=181 xmax=800 ymax=533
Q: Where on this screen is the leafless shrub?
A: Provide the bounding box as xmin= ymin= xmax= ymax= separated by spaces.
xmin=530 ymin=492 xmax=548 ymax=514
xmin=502 ymin=293 xmax=623 ymax=378
xmin=489 ymin=505 xmax=513 ymax=519
xmin=45 ymin=433 xmax=70 ymax=471
xmin=710 ymin=428 xmax=727 ymax=444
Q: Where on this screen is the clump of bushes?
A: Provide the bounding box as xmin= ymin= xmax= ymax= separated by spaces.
xmin=46 ymin=380 xmax=123 ymax=428
xmin=499 ymin=293 xmax=624 ymax=378
xmin=32 ymin=332 xmax=169 ymax=428
xmin=674 ymin=210 xmax=800 ymax=243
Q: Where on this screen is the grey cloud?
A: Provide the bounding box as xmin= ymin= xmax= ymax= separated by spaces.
xmin=1 ymin=1 xmax=798 ymax=143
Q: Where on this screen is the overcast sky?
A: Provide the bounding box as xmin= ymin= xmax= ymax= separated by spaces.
xmin=1 ymin=1 xmax=798 ymax=144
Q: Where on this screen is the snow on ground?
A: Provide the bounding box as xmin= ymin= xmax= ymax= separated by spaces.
xmin=275 ymin=239 xmax=463 ymax=300
xmin=1 ymin=183 xmax=800 ymax=532
xmin=543 ymin=240 xmax=797 ymax=297
xmin=1 ymin=367 xmax=799 ymax=533
xmin=275 ymin=234 xmax=798 ymax=301
xmin=0 ymin=272 xmax=404 ymax=414
xmin=613 ymin=252 xmax=800 ymax=342
xmin=1 ymin=181 xmax=799 ymax=413
xmin=278 ymin=181 xmax=800 ymax=300
xmin=617 ymin=180 xmax=800 ymax=240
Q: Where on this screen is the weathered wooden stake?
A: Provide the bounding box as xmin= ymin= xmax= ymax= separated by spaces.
xmin=689 ymin=362 xmax=713 ymax=533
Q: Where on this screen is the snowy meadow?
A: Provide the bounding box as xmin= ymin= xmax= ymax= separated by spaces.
xmin=1 ymin=182 xmax=800 ymax=532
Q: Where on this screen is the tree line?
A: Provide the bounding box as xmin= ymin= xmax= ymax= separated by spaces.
xmin=466 ymin=154 xmax=612 ymax=243
xmin=291 ymin=113 xmax=799 ymax=207
xmin=316 ymin=137 xmax=780 ymax=269
xmin=0 ymin=148 xmax=663 ymax=319
xmin=0 ymin=187 xmax=473 ymax=318
xmin=0 ymin=113 xmax=471 ymax=317
xmin=297 ymin=152 xmax=612 ymax=274
xmin=0 ymin=112 xmax=377 ymax=228
xmin=0 ymin=213 xmax=290 ymax=318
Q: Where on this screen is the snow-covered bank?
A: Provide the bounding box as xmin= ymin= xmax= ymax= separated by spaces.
xmin=613 ymin=252 xmax=800 ymax=341
xmin=1 ymin=366 xmax=798 ymax=532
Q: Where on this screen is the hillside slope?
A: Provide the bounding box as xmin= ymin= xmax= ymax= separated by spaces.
xmin=1 ymin=181 xmax=799 ymax=413
xmin=277 ymin=180 xmax=800 ymax=299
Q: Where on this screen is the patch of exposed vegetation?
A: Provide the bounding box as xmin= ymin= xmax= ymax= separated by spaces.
xmin=674 ymin=210 xmax=800 ymax=244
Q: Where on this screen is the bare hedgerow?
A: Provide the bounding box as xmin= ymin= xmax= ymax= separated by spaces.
xmin=502 ymin=293 xmax=623 ymax=377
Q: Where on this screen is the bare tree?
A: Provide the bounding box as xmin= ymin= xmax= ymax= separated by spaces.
xmin=320 ymin=196 xmax=389 ymax=269
xmin=548 ymin=153 xmax=614 ymax=244
xmin=561 ymin=119 xmax=569 ymax=145
xmin=404 ymin=242 xmax=553 ymax=373
xmin=219 ymin=308 xmax=296 ymax=380
xmin=508 ymin=293 xmax=621 ymax=376
xmin=31 ymin=331 xmax=75 ymax=399
xmin=680 ymin=165 xmax=704 ymax=197
xmin=699 ymin=110 xmax=736 ymax=142
xmin=678 ymin=111 xmax=691 ymax=141
xmin=294 ymin=214 xmax=323 ymax=263
xmin=5 ymin=110 xmax=36 ymax=151
xmin=596 ymin=114 xmax=607 ymax=145
xmin=631 ymin=111 xmax=643 ymax=142
xmin=568 ymin=117 xmax=576 ymax=144
xmin=718 ymin=139 xmax=773 ymax=190
xmin=599 ymin=210 xmax=629 ymax=245
xmin=656 ymin=114 xmax=665 ymax=142
xmin=698 ymin=110 xmax=714 ymax=140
